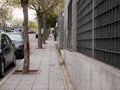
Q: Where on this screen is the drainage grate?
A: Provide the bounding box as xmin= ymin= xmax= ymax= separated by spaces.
xmin=49 ymin=64 xmax=56 ymax=66
xmin=36 ymin=47 xmax=45 ymax=49
xmin=13 ymin=70 xmax=38 ymax=75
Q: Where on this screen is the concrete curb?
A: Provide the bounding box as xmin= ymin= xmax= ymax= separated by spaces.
xmin=0 ymin=59 xmax=24 ymax=86
xmin=61 ymin=66 xmax=76 ymax=90
xmin=56 ymin=47 xmax=75 ymax=90
xmin=0 ymin=48 xmax=36 ymax=86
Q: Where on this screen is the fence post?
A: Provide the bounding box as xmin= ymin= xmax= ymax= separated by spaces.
xmin=72 ymin=0 xmax=77 ymax=51
xmin=92 ymin=0 xmax=95 ymax=58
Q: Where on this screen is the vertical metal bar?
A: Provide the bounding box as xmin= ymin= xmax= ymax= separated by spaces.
xmin=72 ymin=0 xmax=77 ymax=51
xmin=92 ymin=0 xmax=95 ymax=58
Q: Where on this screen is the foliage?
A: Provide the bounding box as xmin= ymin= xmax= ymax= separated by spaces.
xmin=28 ymin=21 xmax=38 ymax=30
xmin=12 ymin=18 xmax=23 ymax=27
xmin=0 ymin=0 xmax=12 ymax=24
xmin=7 ymin=0 xmax=20 ymax=6
xmin=54 ymin=1 xmax=64 ymax=16
xmin=47 ymin=12 xmax=57 ymax=28
xmin=29 ymin=0 xmax=62 ymax=14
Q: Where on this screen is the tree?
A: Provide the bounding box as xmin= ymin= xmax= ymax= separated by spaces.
xmin=43 ymin=12 xmax=57 ymax=41
xmin=6 ymin=0 xmax=30 ymax=72
xmin=42 ymin=0 xmax=64 ymax=44
xmin=21 ymin=0 xmax=30 ymax=73
xmin=29 ymin=0 xmax=62 ymax=48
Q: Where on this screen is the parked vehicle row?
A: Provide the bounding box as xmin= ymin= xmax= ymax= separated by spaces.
xmin=0 ymin=31 xmax=24 ymax=77
xmin=6 ymin=33 xmax=24 ymax=58
xmin=0 ymin=30 xmax=5 ymax=33
xmin=0 ymin=28 xmax=38 ymax=77
xmin=0 ymin=33 xmax=16 ymax=77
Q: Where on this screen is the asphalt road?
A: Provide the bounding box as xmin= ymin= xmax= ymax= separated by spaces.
xmin=0 ymin=34 xmax=37 ymax=80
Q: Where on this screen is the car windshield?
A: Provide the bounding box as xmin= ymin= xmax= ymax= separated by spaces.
xmin=0 ymin=30 xmax=5 ymax=33
xmin=8 ymin=34 xmax=23 ymax=42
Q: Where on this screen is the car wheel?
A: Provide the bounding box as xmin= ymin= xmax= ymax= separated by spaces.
xmin=0 ymin=61 xmax=5 ymax=78
xmin=12 ymin=54 xmax=16 ymax=67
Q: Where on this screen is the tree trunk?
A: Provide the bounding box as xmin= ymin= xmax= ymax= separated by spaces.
xmin=21 ymin=0 xmax=30 ymax=73
xmin=46 ymin=29 xmax=50 ymax=39
xmin=43 ymin=13 xmax=47 ymax=44
xmin=37 ymin=14 xmax=42 ymax=48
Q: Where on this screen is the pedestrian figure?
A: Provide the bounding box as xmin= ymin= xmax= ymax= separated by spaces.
xmin=54 ymin=29 xmax=57 ymax=41
xmin=52 ymin=30 xmax=54 ymax=34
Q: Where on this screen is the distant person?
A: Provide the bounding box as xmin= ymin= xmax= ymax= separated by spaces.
xmin=54 ymin=29 xmax=57 ymax=41
xmin=52 ymin=29 xmax=54 ymax=34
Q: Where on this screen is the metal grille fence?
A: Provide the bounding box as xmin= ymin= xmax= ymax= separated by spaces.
xmin=77 ymin=0 xmax=120 ymax=68
xmin=77 ymin=0 xmax=93 ymax=57
xmin=94 ymin=0 xmax=120 ymax=68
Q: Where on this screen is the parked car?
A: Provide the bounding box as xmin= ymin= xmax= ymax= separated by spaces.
xmin=4 ymin=29 xmax=12 ymax=32
xmin=13 ymin=29 xmax=23 ymax=33
xmin=28 ymin=30 xmax=35 ymax=34
xmin=0 ymin=33 xmax=16 ymax=77
xmin=0 ymin=30 xmax=5 ymax=33
xmin=7 ymin=33 xmax=24 ymax=58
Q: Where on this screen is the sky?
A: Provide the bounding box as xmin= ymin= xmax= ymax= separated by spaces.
xmin=13 ymin=8 xmax=36 ymax=21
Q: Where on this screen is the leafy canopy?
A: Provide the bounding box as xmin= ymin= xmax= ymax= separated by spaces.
xmin=47 ymin=12 xmax=57 ymax=28
xmin=29 ymin=0 xmax=62 ymax=14
xmin=28 ymin=21 xmax=38 ymax=30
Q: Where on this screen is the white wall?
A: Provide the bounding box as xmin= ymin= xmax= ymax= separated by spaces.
xmin=62 ymin=50 xmax=120 ymax=90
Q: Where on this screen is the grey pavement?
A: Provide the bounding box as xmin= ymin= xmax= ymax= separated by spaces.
xmin=0 ymin=34 xmax=69 ymax=90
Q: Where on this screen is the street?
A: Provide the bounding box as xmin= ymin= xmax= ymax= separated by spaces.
xmin=0 ymin=0 xmax=120 ymax=89
xmin=0 ymin=34 xmax=37 ymax=80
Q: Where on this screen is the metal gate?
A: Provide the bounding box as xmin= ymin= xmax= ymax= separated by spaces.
xmin=77 ymin=0 xmax=120 ymax=68
xmin=77 ymin=0 xmax=93 ymax=57
xmin=94 ymin=0 xmax=120 ymax=68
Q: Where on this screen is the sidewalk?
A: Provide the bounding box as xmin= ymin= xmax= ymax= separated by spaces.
xmin=0 ymin=35 xmax=70 ymax=90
